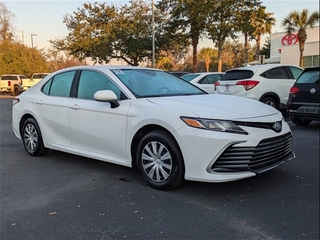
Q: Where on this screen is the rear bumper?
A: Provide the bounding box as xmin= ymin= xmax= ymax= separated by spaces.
xmin=287 ymin=103 xmax=320 ymax=121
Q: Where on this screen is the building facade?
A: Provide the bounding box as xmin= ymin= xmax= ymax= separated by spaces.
xmin=267 ymin=26 xmax=319 ymax=67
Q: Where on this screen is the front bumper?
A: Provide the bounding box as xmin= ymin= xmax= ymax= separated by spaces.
xmin=174 ymin=118 xmax=293 ymax=183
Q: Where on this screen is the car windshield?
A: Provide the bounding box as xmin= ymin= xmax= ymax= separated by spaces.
xmin=111 ymin=69 xmax=206 ymax=98
xmin=181 ymin=74 xmax=200 ymax=82
xmin=220 ymin=70 xmax=254 ymax=80
xmin=296 ymin=69 xmax=320 ymax=83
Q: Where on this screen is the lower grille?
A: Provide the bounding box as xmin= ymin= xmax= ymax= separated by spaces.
xmin=212 ymin=132 xmax=293 ymax=173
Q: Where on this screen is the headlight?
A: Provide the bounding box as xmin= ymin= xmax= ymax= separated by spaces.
xmin=180 ymin=117 xmax=248 ymax=135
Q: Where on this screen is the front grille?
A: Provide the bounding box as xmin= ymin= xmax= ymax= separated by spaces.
xmin=212 ymin=132 xmax=293 ymax=173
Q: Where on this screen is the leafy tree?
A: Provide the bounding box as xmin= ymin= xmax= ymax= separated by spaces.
xmin=235 ymin=0 xmax=262 ymax=63
xmin=206 ymin=0 xmax=238 ymax=72
xmin=0 ymin=41 xmax=49 ymax=76
xmin=51 ymin=0 xmax=187 ymax=66
xmin=157 ymin=0 xmax=209 ymax=72
xmin=260 ymin=37 xmax=271 ymax=58
xmin=45 ymin=47 xmax=85 ymax=72
xmin=0 ymin=2 xmax=15 ymax=41
xmin=198 ymin=47 xmax=217 ymax=72
xmin=51 ymin=2 xmax=118 ymax=65
xmin=219 ymin=40 xmax=255 ymax=70
xmin=281 ymin=9 xmax=320 ymax=67
xmin=251 ymin=6 xmax=275 ymax=61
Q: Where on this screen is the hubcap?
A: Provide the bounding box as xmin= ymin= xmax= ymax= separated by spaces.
xmin=141 ymin=141 xmax=172 ymax=182
xmin=24 ymin=123 xmax=38 ymax=152
xmin=265 ymin=100 xmax=276 ymax=108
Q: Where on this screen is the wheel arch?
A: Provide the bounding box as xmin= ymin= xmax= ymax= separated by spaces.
xmin=130 ymin=124 xmax=184 ymax=169
xmin=19 ymin=113 xmax=36 ymax=137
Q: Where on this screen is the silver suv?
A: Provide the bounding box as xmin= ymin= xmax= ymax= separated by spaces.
xmin=214 ymin=64 xmax=303 ymax=110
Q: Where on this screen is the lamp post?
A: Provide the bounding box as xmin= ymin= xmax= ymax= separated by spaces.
xmin=152 ymin=0 xmax=155 ymax=68
xmin=31 ymin=33 xmax=37 ymax=48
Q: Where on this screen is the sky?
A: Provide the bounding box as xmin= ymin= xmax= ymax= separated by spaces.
xmin=3 ymin=0 xmax=320 ymax=50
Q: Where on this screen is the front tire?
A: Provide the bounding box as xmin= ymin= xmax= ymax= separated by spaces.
xmin=22 ymin=118 xmax=49 ymax=156
xmin=136 ymin=130 xmax=185 ymax=190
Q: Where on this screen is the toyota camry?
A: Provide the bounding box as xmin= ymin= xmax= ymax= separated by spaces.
xmin=12 ymin=66 xmax=294 ymax=190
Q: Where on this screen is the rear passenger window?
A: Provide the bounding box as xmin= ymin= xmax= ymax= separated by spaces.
xmin=42 ymin=71 xmax=75 ymax=97
xmin=262 ymin=67 xmax=290 ymax=79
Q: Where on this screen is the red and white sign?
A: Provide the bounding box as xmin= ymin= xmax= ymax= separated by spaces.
xmin=281 ymin=34 xmax=299 ymax=46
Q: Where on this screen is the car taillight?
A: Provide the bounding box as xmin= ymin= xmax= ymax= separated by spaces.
xmin=289 ymin=86 xmax=299 ymax=94
xmin=214 ymin=81 xmax=220 ymax=91
xmin=13 ymin=97 xmax=20 ymax=106
xmin=8 ymin=81 xmax=11 ymax=87
xmin=236 ymin=80 xmax=259 ymax=91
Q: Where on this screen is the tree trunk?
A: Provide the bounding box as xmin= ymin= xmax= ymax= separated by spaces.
xmin=255 ymin=34 xmax=261 ymax=61
xmin=299 ymin=40 xmax=305 ymax=67
xmin=192 ymin=36 xmax=199 ymax=73
xmin=244 ymin=32 xmax=248 ymax=64
xmin=217 ymin=42 xmax=223 ymax=72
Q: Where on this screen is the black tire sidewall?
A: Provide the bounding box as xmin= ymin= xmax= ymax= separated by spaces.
xmin=22 ymin=118 xmax=47 ymax=156
xmin=136 ymin=130 xmax=185 ymax=190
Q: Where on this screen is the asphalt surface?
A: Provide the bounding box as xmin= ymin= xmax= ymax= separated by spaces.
xmin=0 ymin=96 xmax=319 ymax=240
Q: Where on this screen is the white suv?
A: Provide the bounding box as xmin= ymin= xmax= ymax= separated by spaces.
xmin=214 ymin=64 xmax=303 ymax=110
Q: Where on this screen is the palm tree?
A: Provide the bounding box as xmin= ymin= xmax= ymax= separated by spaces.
xmin=252 ymin=6 xmax=276 ymax=61
xmin=199 ymin=47 xmax=217 ymax=72
xmin=281 ymin=9 xmax=320 ymax=67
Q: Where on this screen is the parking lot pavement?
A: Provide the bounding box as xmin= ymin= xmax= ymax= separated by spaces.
xmin=0 ymin=98 xmax=319 ymax=239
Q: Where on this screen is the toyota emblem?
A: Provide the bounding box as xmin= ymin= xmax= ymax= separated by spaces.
xmin=272 ymin=121 xmax=282 ymax=133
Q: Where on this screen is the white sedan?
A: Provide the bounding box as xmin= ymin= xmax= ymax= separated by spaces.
xmin=12 ymin=66 xmax=294 ymax=190
xmin=181 ymin=72 xmax=225 ymax=93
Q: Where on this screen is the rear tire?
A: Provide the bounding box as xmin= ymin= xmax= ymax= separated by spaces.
xmin=291 ymin=118 xmax=312 ymax=126
xmin=136 ymin=130 xmax=185 ymax=190
xmin=13 ymin=86 xmax=20 ymax=96
xmin=22 ymin=118 xmax=49 ymax=156
xmin=261 ymin=96 xmax=278 ymax=109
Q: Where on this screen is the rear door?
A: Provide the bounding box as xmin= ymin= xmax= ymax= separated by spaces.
xmin=36 ymin=70 xmax=76 ymax=147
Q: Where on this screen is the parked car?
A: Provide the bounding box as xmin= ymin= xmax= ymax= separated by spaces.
xmin=287 ymin=66 xmax=319 ymax=126
xmin=0 ymin=74 xmax=25 ymax=96
xmin=181 ymin=72 xmax=225 ymax=94
xmin=214 ymin=64 xmax=303 ymax=110
xmin=22 ymin=72 xmax=50 ymax=91
xmin=12 ymin=66 xmax=294 ymax=190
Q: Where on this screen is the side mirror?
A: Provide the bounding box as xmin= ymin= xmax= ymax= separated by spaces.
xmin=94 ymin=90 xmax=120 ymax=108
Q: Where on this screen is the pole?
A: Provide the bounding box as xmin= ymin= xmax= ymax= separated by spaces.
xmin=152 ymin=0 xmax=155 ymax=68
xmin=31 ymin=33 xmax=37 ymax=48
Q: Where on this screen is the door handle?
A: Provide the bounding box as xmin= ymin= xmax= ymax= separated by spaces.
xmin=70 ymin=104 xmax=80 ymax=110
xmin=36 ymin=100 xmax=44 ymax=105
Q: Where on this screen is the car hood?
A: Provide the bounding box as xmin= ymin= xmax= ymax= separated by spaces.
xmin=147 ymin=94 xmax=280 ymax=121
